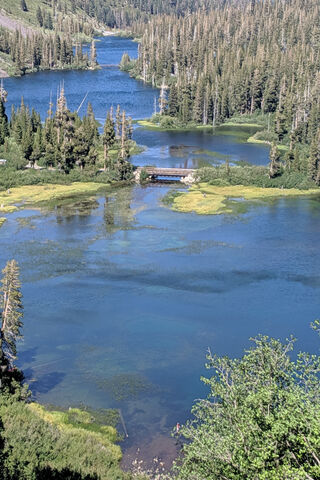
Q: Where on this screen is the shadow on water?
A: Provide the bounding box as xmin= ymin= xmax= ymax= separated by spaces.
xmin=28 ymin=372 xmax=66 ymax=395
xmin=19 ymin=347 xmax=38 ymax=364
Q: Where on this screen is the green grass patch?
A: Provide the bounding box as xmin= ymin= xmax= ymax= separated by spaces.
xmin=0 ymin=217 xmax=6 ymax=227
xmin=247 ymin=136 xmax=267 ymax=144
xmin=223 ymin=122 xmax=262 ymax=128
xmin=170 ymin=182 xmax=320 ymax=215
xmin=137 ymin=116 xmax=214 ymax=132
xmin=0 ymin=182 xmax=108 ymax=211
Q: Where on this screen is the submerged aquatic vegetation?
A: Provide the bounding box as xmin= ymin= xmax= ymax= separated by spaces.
xmin=97 ymin=373 xmax=154 ymax=401
xmin=16 ymin=217 xmax=37 ymax=229
xmin=192 ymin=149 xmax=231 ymax=160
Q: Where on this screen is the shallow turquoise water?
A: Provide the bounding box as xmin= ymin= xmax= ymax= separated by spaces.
xmin=1 ymin=37 xmax=320 ymax=461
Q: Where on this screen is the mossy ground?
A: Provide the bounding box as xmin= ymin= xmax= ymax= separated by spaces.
xmin=170 ymin=183 xmax=319 ymax=215
xmin=0 ymin=183 xmax=108 ymax=227
xmin=0 ymin=182 xmax=107 ymax=212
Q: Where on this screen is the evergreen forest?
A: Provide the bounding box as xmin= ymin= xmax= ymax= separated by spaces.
xmin=126 ymin=0 xmax=320 ymax=183
xmin=0 ymin=84 xmax=134 ymax=188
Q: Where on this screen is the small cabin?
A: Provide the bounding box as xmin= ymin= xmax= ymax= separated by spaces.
xmin=0 ymin=159 xmax=7 ymax=166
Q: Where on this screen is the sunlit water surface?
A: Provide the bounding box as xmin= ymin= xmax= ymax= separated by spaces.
xmin=1 ymin=37 xmax=320 ymax=467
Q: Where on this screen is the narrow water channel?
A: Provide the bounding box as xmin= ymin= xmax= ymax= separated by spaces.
xmin=1 ymin=36 xmax=320 ymax=468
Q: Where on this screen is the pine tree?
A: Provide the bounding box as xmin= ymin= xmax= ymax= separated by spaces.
xmin=0 ymin=260 xmax=23 ymax=376
xmin=115 ymin=105 xmax=121 ymax=138
xmin=168 ymin=84 xmax=179 ymax=117
xmin=308 ymin=133 xmax=320 ymax=183
xmin=268 ymin=143 xmax=281 ymax=178
xmin=0 ymin=84 xmax=8 ymax=146
xmin=284 ymin=148 xmax=294 ymax=171
xmin=158 ymin=80 xmax=168 ymax=115
xmin=275 ymin=105 xmax=287 ymax=142
xmin=120 ymin=109 xmax=128 ymax=160
xmin=30 ymin=127 xmax=43 ymax=166
xmin=84 ymin=102 xmax=98 ymax=142
xmin=45 ymin=12 xmax=54 ymax=30
xmin=20 ymin=0 xmax=28 ymax=12
xmin=102 ymin=109 xmax=115 ymax=171
xmin=55 ymin=86 xmax=67 ymax=145
xmin=60 ymin=112 xmax=76 ymax=173
xmin=36 ymin=6 xmax=43 ymax=27
xmin=21 ymin=125 xmax=33 ymax=161
xmin=31 ymin=108 xmax=41 ymax=133
xmin=90 ymin=40 xmax=97 ymax=68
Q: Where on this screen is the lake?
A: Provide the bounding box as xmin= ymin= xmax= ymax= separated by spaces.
xmin=1 ymin=36 xmax=320 ymax=468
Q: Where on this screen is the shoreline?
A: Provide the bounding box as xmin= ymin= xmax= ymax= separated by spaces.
xmin=0 ymin=62 xmax=100 ymax=79
xmin=136 ymin=116 xmax=265 ymax=133
xmin=136 ymin=118 xmax=214 ymax=132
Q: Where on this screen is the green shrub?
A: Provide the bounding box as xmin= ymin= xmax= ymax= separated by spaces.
xmin=0 ymin=397 xmax=131 ymax=480
xmin=196 ymin=165 xmax=317 ymax=190
xmin=139 ymin=168 xmax=149 ymax=184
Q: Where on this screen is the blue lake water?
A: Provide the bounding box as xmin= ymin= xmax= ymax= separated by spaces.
xmin=1 ymin=36 xmax=320 ymax=465
xmin=4 ymin=36 xmax=269 ymax=169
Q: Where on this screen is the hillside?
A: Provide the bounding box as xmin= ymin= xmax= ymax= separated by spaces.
xmin=0 ymin=0 xmax=98 ymax=33
xmin=0 ymin=0 xmax=100 ymax=76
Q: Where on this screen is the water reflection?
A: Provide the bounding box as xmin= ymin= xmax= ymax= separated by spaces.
xmin=103 ymin=187 xmax=135 ymax=234
xmin=55 ymin=199 xmax=100 ymax=223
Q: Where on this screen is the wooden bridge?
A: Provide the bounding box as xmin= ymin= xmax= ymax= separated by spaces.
xmin=135 ymin=167 xmax=195 ymax=182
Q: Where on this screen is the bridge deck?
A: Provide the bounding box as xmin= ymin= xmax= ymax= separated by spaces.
xmin=137 ymin=167 xmax=195 ymax=177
